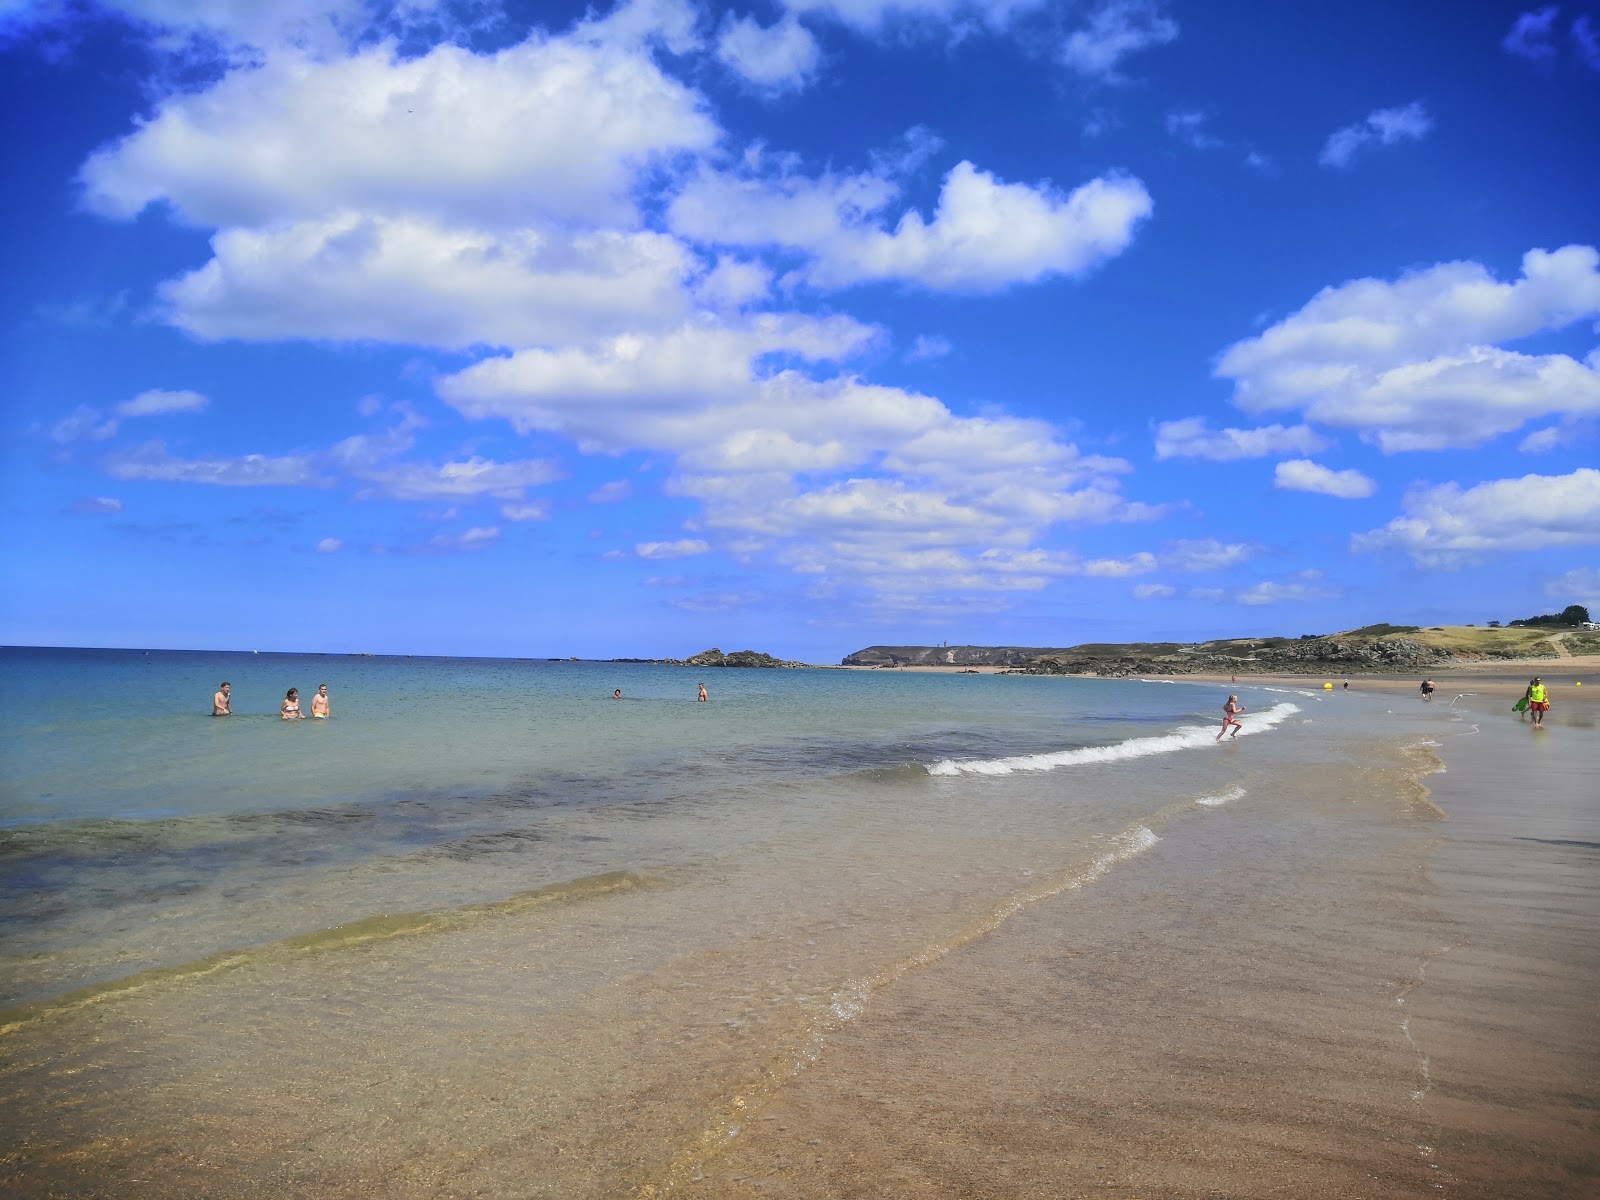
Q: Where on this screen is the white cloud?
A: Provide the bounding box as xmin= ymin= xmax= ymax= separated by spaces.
xmin=636 ymin=538 xmax=711 ymax=558
xmin=69 ymin=496 xmax=124 ymax=515
xmin=588 ymin=480 xmax=634 ymax=503
xmin=1352 ymin=467 xmax=1600 ymax=565
xmin=1545 ymin=566 xmax=1600 ymax=609
xmin=50 ymin=405 xmax=119 ymax=444
xmin=341 ymin=454 xmax=563 ymax=501
xmin=117 ymin=388 xmax=210 ymax=417
xmin=1153 ymin=416 xmax=1328 ymax=461
xmin=159 ymin=215 xmax=697 ymax=349
xmin=1235 ymin=580 xmax=1337 ymax=606
xmin=694 ymin=256 xmax=772 ymax=311
xmin=398 ymin=525 xmax=501 ymax=554
xmin=1273 ymin=459 xmax=1377 ymax=499
xmin=1083 ymin=551 xmax=1156 ymax=577
xmin=907 ymin=334 xmax=952 ymax=361
xmin=1163 ymin=538 xmax=1256 ymax=572
xmin=1061 ymin=0 xmax=1178 ymax=82
xmin=79 ymin=34 xmax=718 ymax=230
xmin=782 ymin=0 xmax=1038 ymax=34
xmin=1503 ymin=6 xmax=1560 ymax=60
xmin=501 ymin=501 xmax=550 ymax=521
xmin=716 ymin=13 xmax=820 ymax=90
xmin=1318 ymin=101 xmax=1432 ymax=168
xmin=1216 ymin=245 xmax=1600 ymax=451
xmin=1133 ymin=582 xmax=1174 ymax=599
xmin=316 ymin=536 xmax=343 ymax=552
xmin=1165 ymin=109 xmax=1220 ymax=150
xmin=669 ymin=160 xmax=1153 ymax=292
xmin=107 ymin=440 xmax=332 ymax=487
xmin=1519 ymin=422 xmax=1591 ymax=452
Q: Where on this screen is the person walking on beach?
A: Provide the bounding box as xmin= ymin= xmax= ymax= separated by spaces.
xmin=1527 ymin=677 xmax=1550 ymax=727
xmin=212 ymin=681 xmax=232 ymax=716
xmin=1420 ymin=679 xmax=1435 ymax=700
xmin=311 ymin=684 xmax=330 ymax=719
xmin=280 ymin=688 xmax=305 ymax=720
xmin=1217 ymin=695 xmax=1244 ymax=740
xmin=698 ymin=682 xmax=708 ymax=702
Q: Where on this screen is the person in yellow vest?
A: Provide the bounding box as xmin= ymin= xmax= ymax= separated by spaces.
xmin=1526 ymin=677 xmax=1550 ymax=727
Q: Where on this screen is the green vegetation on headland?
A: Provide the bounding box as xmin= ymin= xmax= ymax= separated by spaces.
xmin=842 ymin=620 xmax=1597 ymax=676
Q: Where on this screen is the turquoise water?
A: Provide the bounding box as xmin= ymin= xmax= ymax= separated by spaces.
xmin=0 ymin=647 xmax=1381 ymax=1011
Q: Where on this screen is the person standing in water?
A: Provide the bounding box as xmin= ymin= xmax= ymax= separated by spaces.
xmin=697 ymin=682 xmax=708 ymax=702
xmin=1527 ymin=677 xmax=1550 ymax=727
xmin=1217 ymin=695 xmax=1244 ymax=740
xmin=1420 ymin=679 xmax=1435 ymax=700
xmin=280 ymin=688 xmax=305 ymax=720
xmin=311 ymin=683 xmax=330 ymax=719
xmin=612 ymin=689 xmax=622 ymax=700
xmin=212 ymin=681 xmax=232 ymax=716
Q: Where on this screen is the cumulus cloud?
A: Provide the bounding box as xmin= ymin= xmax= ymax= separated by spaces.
xmin=160 ymin=215 xmax=697 ymax=348
xmin=1216 ymin=244 xmax=1600 ymax=451
xmin=1273 ymin=459 xmax=1377 ymax=499
xmin=116 ymin=388 xmax=209 ymax=417
xmin=1153 ymin=416 xmax=1328 ymax=461
xmin=1352 ymin=467 xmax=1600 ymax=565
xmin=501 ymin=501 xmax=550 ymax=521
xmin=636 ymin=538 xmax=711 ymax=558
xmin=1503 ymin=6 xmax=1560 ymax=60
xmin=1319 ymin=101 xmax=1432 ymax=168
xmin=1083 ymin=551 xmax=1157 ymax=577
xmin=1060 ymin=0 xmax=1178 ymax=82
xmin=341 ymin=454 xmax=563 ymax=501
xmin=588 ymin=480 xmax=634 ymax=503
xmin=716 ymin=13 xmax=820 ymax=90
xmin=1235 ymin=579 xmax=1337 ymax=606
xmin=669 ymin=160 xmax=1153 ymax=292
xmin=79 ymin=35 xmax=717 ymax=230
xmin=316 ymin=536 xmax=343 ymax=552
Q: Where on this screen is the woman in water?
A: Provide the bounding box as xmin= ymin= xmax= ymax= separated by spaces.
xmin=280 ymin=688 xmax=306 ymax=720
xmin=1217 ymin=694 xmax=1244 ymax=740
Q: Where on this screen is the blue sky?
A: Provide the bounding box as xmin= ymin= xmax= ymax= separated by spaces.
xmin=2 ymin=0 xmax=1597 ymax=660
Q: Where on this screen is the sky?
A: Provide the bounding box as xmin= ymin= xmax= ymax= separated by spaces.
xmin=1 ymin=0 xmax=1597 ymax=661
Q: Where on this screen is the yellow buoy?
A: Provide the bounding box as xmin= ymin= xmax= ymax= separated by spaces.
xmin=1577 ymin=681 xmax=1583 ymax=687
xmin=1324 ymin=682 xmax=1333 ymax=690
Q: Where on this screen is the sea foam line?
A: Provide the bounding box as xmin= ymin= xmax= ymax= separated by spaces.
xmin=926 ymin=701 xmax=1302 ymax=777
xmin=1196 ymin=786 xmax=1246 ymax=807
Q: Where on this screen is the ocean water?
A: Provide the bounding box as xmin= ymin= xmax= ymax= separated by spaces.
xmin=1 ymin=647 xmax=1477 ymax=1197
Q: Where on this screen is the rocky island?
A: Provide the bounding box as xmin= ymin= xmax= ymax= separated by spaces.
xmin=611 ymin=647 xmax=812 ymax=668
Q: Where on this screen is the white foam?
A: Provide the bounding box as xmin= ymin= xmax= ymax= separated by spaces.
xmin=926 ymin=701 xmax=1302 ymax=776
xmin=1196 ymin=786 xmax=1246 ymax=807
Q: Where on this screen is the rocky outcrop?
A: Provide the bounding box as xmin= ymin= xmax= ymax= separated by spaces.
xmin=612 ymin=648 xmax=810 ymax=668
xmin=842 ymin=645 xmax=1052 ymax=667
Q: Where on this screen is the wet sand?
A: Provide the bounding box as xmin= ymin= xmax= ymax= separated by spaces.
xmin=682 ymin=689 xmax=1599 ymax=1198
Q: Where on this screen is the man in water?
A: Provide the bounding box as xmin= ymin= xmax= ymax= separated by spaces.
xmin=213 ymin=681 xmax=232 ymax=716
xmin=1217 ymin=695 xmax=1244 ymax=740
xmin=311 ymin=683 xmax=330 ymax=719
xmin=612 ymin=689 xmax=622 ymax=700
xmin=1420 ymin=679 xmax=1435 ymax=700
xmin=1527 ymin=677 xmax=1549 ymax=727
xmin=698 ymin=682 xmax=708 ymax=702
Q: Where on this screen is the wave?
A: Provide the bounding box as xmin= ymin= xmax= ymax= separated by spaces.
xmin=1195 ymin=786 xmax=1246 ymax=807
xmin=925 ymin=701 xmax=1302 ymax=776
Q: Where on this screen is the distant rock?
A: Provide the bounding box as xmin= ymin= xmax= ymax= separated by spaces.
xmin=842 ymin=645 xmax=1051 ymax=667
xmin=613 ymin=648 xmax=811 ymax=668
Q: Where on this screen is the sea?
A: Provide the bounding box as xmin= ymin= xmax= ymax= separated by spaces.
xmin=1 ymin=646 xmax=1594 ymax=1198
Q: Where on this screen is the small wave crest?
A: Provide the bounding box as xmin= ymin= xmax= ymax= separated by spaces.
xmin=925 ymin=702 xmax=1301 ymax=777
xmin=1195 ymin=786 xmax=1246 ymax=807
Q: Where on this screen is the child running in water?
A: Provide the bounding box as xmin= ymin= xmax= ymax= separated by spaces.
xmin=1217 ymin=695 xmax=1244 ymax=740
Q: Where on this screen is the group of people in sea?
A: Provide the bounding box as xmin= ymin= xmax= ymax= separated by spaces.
xmin=612 ymin=683 xmax=711 ymax=702
xmin=211 ymin=682 xmax=330 ymax=720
